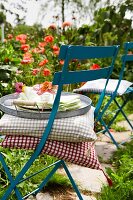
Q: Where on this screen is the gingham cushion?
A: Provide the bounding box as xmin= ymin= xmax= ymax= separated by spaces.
xmin=0 ymin=107 xmax=97 ymax=142
xmin=73 ymin=79 xmax=133 ymax=96
xmin=0 ymin=135 xmax=101 ymax=170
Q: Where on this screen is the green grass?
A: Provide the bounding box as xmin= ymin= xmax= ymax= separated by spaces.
xmin=97 ymin=140 xmax=133 ymax=200
xmin=111 ymin=124 xmax=127 ymax=132
xmin=0 ymin=147 xmax=71 ymax=199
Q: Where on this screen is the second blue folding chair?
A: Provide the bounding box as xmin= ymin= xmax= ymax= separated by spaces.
xmin=74 ymin=42 xmax=133 ymax=148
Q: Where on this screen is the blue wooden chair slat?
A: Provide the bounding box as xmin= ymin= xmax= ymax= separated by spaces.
xmin=0 ymin=44 xmax=119 ymax=200
xmin=122 ymin=54 xmax=133 ymax=62
xmin=124 ymin=42 xmax=133 ymax=49
xmin=53 ymin=67 xmax=112 ymax=85
xmin=59 ymin=45 xmax=118 ymax=60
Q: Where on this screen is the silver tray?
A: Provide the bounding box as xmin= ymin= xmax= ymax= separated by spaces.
xmin=0 ymin=92 xmax=92 ymax=119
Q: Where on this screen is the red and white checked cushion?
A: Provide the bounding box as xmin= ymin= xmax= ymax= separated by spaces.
xmin=0 ymin=135 xmax=101 ymax=170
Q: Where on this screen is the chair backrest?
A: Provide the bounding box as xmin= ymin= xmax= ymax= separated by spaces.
xmin=36 ymin=45 xmax=119 ymax=154
xmin=53 ymin=45 xmax=119 ymax=85
xmin=113 ymin=42 xmax=133 ymax=94
xmin=53 ymin=45 xmax=119 ymax=118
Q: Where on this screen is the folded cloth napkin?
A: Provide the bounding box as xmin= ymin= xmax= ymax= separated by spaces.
xmin=19 ymin=89 xmax=81 ymax=111
xmin=47 ymin=95 xmax=82 ymax=111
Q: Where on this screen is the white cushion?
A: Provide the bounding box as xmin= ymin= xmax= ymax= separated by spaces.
xmin=0 ymin=107 xmax=97 ymax=142
xmin=74 ymin=79 xmax=133 ymax=96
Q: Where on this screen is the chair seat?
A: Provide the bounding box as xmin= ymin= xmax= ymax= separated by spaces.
xmin=74 ymin=79 xmax=133 ymax=96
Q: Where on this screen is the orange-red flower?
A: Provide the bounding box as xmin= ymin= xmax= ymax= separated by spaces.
xmin=44 ymin=35 xmax=54 ymax=43
xmin=52 ymin=45 xmax=60 ymax=55
xmin=32 ymin=48 xmax=39 ymax=53
xmin=38 ymin=42 xmax=47 ymax=48
xmin=43 ymin=68 xmax=51 ymax=76
xmin=34 ymin=82 xmax=57 ymax=95
xmin=32 ymin=47 xmax=45 ymax=54
xmin=53 ymin=50 xmax=59 ymax=55
xmin=37 ymin=81 xmax=53 ymax=94
xmin=21 ymin=44 xmax=30 ymax=52
xmin=4 ymin=58 xmax=10 ymax=63
xmin=38 ymin=59 xmax=48 ymax=67
xmin=7 ymin=34 xmax=13 ymax=39
xmin=90 ymin=64 xmax=101 ymax=70
xmin=62 ymin=21 xmax=72 ymax=28
xmin=52 ymin=45 xmax=60 ymax=51
xmin=23 ymin=52 xmax=32 ymax=58
xmin=32 ymin=68 xmax=40 ymax=76
xmin=59 ymin=60 xmax=64 ymax=65
xmin=21 ymin=56 xmax=34 ymax=64
xmin=16 ymin=34 xmax=27 ymax=44
xmin=48 ymin=24 xmax=57 ymax=30
xmin=21 ymin=39 xmax=26 ymax=44
xmin=38 ymin=47 xmax=45 ymax=54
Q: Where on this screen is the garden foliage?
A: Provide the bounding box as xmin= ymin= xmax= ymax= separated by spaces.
xmin=98 ymin=141 xmax=133 ymax=200
xmin=0 ymin=3 xmax=133 ymax=198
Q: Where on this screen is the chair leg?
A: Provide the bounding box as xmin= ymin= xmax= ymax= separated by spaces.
xmin=99 ymin=119 xmax=119 ymax=148
xmin=0 ymin=153 xmax=23 ymax=200
xmin=61 ymin=160 xmax=84 ymax=200
xmin=114 ymin=99 xmax=133 ymax=130
xmin=105 ymin=99 xmax=127 ymax=129
xmin=32 ymin=160 xmax=83 ymax=200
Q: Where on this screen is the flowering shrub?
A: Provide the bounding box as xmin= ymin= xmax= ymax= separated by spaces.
xmin=0 ymin=32 xmax=61 ymax=88
xmin=0 ymin=22 xmax=105 ymax=96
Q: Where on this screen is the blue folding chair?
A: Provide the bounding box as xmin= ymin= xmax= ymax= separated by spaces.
xmin=104 ymin=42 xmax=133 ymax=135
xmin=74 ymin=42 xmax=133 ymax=148
xmin=0 ymin=44 xmax=119 ymax=200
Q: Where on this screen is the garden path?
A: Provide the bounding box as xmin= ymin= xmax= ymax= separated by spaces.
xmin=26 ymin=114 xmax=133 ymax=200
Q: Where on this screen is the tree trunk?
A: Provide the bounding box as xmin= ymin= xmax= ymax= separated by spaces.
xmin=1 ymin=23 xmax=4 ymax=43
xmin=61 ymin=0 xmax=65 ymax=23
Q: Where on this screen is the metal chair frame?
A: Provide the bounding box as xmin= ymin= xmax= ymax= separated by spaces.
xmin=98 ymin=42 xmax=133 ymax=148
xmin=86 ymin=42 xmax=133 ymax=148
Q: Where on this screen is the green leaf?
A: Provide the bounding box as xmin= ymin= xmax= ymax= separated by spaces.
xmin=0 ymin=71 xmax=10 ymax=81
